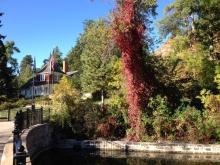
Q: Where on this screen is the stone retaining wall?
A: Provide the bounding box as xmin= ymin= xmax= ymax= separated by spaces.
xmin=7 ymin=124 xmax=220 ymax=165
xmin=56 ymin=139 xmax=220 ymax=154
xmin=21 ymin=124 xmax=54 ymax=163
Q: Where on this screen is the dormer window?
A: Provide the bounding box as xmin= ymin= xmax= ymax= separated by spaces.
xmin=39 ymin=74 xmax=45 ymax=81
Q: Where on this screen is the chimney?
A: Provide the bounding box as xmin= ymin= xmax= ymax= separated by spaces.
xmin=62 ymin=60 xmax=68 ymax=73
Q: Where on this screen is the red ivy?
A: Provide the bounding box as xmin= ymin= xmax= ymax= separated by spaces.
xmin=112 ymin=0 xmax=154 ymax=141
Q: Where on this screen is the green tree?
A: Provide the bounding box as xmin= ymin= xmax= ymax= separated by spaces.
xmin=5 ymin=41 xmax=20 ymax=74
xmin=51 ymin=46 xmax=63 ymax=68
xmin=198 ymin=89 xmax=220 ymax=142
xmin=194 ymin=0 xmax=220 ymax=57
xmin=157 ymin=38 xmax=216 ymax=108
xmin=158 ymin=0 xmax=197 ymax=38
xmin=51 ymin=76 xmax=80 ymax=127
xmin=66 ymin=39 xmax=83 ymax=89
xmin=67 ymin=40 xmax=82 ymax=72
xmin=51 ymin=76 xmax=103 ymax=139
xmin=80 ymin=19 xmax=115 ymax=102
xmin=158 ymin=0 xmax=220 ymax=59
xmin=42 ymin=46 xmax=63 ymax=68
xmin=18 ymin=55 xmax=33 ymax=87
xmin=0 ymin=13 xmax=16 ymax=99
xmin=108 ymin=58 xmax=128 ymax=126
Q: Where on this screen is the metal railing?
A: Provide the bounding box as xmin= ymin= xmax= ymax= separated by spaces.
xmin=13 ymin=106 xmax=50 ymax=165
xmin=0 ymin=108 xmax=25 ymax=122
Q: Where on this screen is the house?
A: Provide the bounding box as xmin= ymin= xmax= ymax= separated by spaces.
xmin=20 ymin=56 xmax=77 ymax=98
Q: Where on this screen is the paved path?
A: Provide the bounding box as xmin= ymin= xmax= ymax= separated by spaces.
xmin=0 ymin=122 xmax=13 ymax=162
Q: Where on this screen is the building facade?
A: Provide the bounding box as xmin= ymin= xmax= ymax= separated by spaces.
xmin=20 ymin=57 xmax=75 ymax=98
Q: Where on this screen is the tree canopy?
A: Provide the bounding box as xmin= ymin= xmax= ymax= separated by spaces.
xmin=0 ymin=13 xmax=17 ymax=99
xmin=18 ymin=55 xmax=33 ymax=87
xmin=80 ymin=19 xmax=115 ymax=95
xmin=158 ymin=0 xmax=220 ymax=60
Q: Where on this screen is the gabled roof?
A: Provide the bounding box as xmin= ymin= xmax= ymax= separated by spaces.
xmin=38 ymin=56 xmax=64 ymax=74
xmin=20 ymin=56 xmax=78 ymax=90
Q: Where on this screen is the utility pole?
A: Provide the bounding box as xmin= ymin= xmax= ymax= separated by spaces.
xmin=31 ymin=57 xmax=36 ymax=110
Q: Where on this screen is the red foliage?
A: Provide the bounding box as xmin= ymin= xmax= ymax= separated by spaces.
xmin=97 ymin=117 xmax=117 ymax=138
xmin=112 ymin=0 xmax=154 ymax=141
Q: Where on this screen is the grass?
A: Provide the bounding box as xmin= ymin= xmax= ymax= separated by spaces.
xmin=0 ymin=108 xmax=27 ymax=121
xmin=0 ymin=106 xmax=51 ymax=121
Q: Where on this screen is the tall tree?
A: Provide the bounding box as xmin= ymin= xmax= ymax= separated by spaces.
xmin=158 ymin=0 xmax=220 ymax=60
xmin=42 ymin=46 xmax=63 ymax=68
xmin=112 ymin=0 xmax=157 ymax=141
xmin=67 ymin=39 xmax=83 ymax=72
xmin=66 ymin=20 xmax=97 ymax=89
xmin=80 ymin=19 xmax=115 ymax=100
xmin=18 ymin=55 xmax=33 ymax=87
xmin=0 ymin=13 xmax=15 ymax=98
xmin=51 ymin=46 xmax=63 ymax=68
xmin=5 ymin=41 xmax=20 ymax=74
xmin=66 ymin=39 xmax=83 ymax=89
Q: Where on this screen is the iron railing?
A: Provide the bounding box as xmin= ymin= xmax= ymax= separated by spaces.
xmin=13 ymin=106 xmax=50 ymax=165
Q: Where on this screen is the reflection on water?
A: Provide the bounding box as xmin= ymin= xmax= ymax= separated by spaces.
xmin=33 ymin=149 xmax=220 ymax=165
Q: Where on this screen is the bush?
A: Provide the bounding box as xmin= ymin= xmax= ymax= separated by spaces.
xmin=146 ymin=95 xmax=173 ymax=140
xmin=15 ymin=98 xmax=31 ymax=108
xmin=174 ymin=105 xmax=203 ymax=143
xmin=198 ymin=89 xmax=220 ymax=143
xmin=0 ymin=98 xmax=29 ymax=111
xmin=69 ymin=100 xmax=101 ymax=139
xmin=51 ymin=76 xmax=81 ymax=127
xmin=0 ymin=101 xmax=15 ymax=111
xmin=50 ymin=77 xmax=99 ymax=139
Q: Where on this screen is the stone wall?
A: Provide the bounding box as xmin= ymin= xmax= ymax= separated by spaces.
xmin=56 ymin=139 xmax=220 ymax=154
xmin=19 ymin=125 xmax=220 ymax=164
xmin=21 ymin=124 xmax=53 ymax=162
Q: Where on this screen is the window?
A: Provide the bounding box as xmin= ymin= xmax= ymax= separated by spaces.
xmin=40 ymin=74 xmax=45 ymax=81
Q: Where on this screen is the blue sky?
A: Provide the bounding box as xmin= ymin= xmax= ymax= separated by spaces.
xmin=0 ymin=0 xmax=173 ymax=68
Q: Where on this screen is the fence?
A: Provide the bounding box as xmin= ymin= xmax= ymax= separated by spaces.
xmin=13 ymin=106 xmax=51 ymax=165
xmin=0 ymin=108 xmax=25 ymax=121
xmin=0 ymin=107 xmax=51 ymax=122
xmin=16 ymin=108 xmax=43 ymax=130
xmin=0 ymin=109 xmax=11 ymax=121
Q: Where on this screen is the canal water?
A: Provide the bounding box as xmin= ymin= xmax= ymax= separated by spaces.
xmin=33 ymin=149 xmax=220 ymax=165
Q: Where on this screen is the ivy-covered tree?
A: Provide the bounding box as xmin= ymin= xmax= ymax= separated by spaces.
xmin=112 ymin=0 xmax=157 ymax=141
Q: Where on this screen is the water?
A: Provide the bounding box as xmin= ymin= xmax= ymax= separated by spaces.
xmin=33 ymin=149 xmax=220 ymax=165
